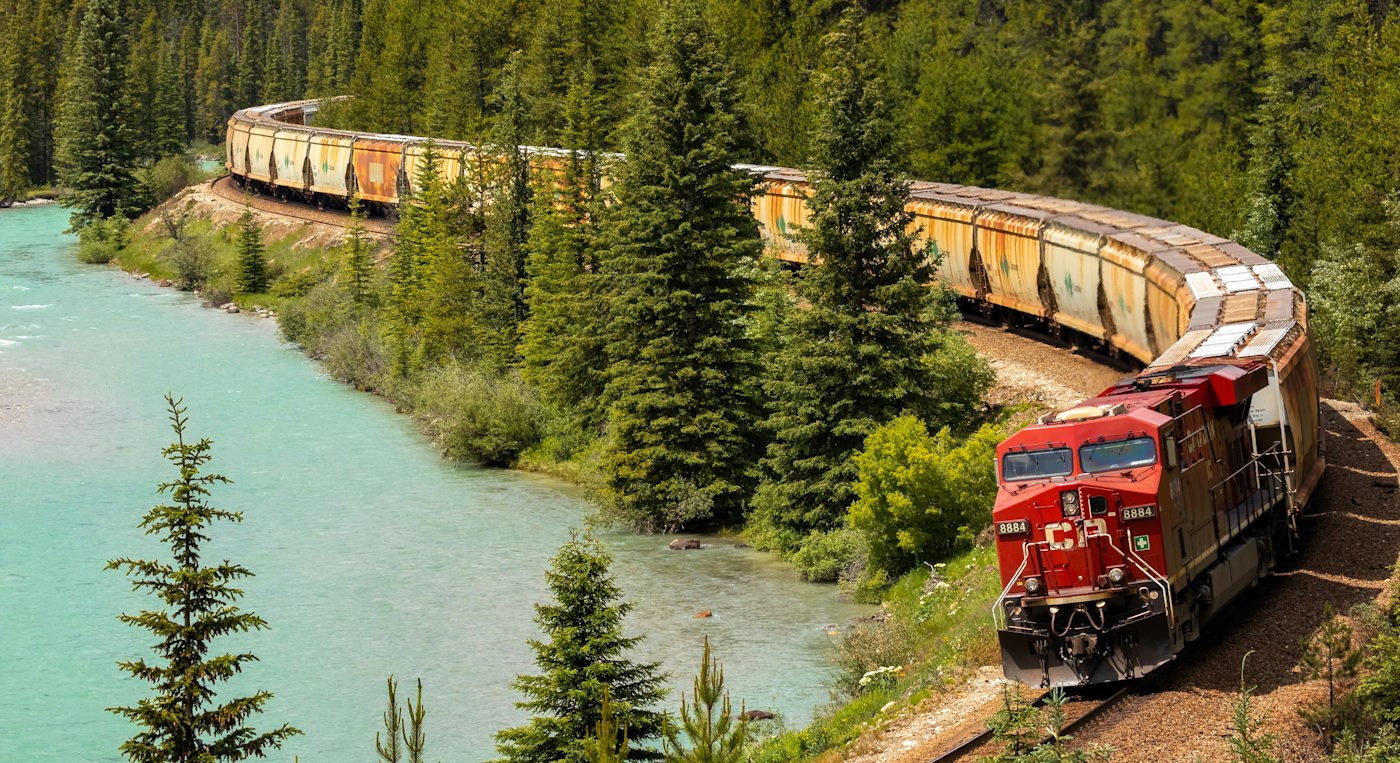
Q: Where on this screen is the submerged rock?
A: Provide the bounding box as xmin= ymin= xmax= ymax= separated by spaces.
xmin=740 ymin=710 xmax=774 ymax=721
xmin=694 ymin=610 xmax=712 ymax=618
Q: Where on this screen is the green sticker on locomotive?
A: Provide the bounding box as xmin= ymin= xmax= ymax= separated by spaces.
xmin=1133 ymin=535 xmax=1151 ymax=551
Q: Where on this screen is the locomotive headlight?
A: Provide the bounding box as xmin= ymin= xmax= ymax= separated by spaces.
xmin=1107 ymin=567 xmax=1127 ymax=586
xmin=1023 ymin=576 xmax=1043 ymax=595
xmin=1060 ymin=490 xmax=1081 ymax=518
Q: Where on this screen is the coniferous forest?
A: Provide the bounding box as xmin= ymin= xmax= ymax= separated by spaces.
xmin=5 ymin=0 xmax=1400 ymax=399
xmin=11 ymin=0 xmax=1400 ymax=586
xmin=14 ymin=0 xmax=1400 ymax=761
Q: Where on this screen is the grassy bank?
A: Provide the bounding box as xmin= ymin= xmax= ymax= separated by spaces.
xmin=752 ymin=545 xmax=1001 ymax=761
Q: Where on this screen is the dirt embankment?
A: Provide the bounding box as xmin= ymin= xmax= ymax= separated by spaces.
xmin=145 ymin=176 xmax=394 ymax=250
xmin=849 ymin=326 xmax=1400 ymax=763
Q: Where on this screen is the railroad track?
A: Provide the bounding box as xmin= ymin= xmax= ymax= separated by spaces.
xmin=208 ymin=175 xmax=396 ymax=236
xmin=927 ymin=685 xmax=1131 ymax=763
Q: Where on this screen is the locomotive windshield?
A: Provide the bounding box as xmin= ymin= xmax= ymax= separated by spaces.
xmin=1079 ymin=437 xmax=1157 ymax=473
xmin=1002 ymin=448 xmax=1073 ymax=481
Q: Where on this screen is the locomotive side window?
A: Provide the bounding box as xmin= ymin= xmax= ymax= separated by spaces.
xmin=1079 ymin=437 xmax=1158 ymax=473
xmin=1002 ymin=448 xmax=1073 ymax=481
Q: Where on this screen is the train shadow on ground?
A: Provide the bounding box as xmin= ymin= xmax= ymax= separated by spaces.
xmin=1166 ymin=401 xmax=1400 ymax=695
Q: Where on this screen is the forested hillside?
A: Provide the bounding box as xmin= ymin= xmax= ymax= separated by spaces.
xmin=4 ymin=1 xmax=1398 ymax=273
xmin=8 ymin=0 xmax=1400 ymax=548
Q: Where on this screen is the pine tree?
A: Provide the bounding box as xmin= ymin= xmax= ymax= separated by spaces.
xmin=481 ymin=51 xmax=535 ymax=368
xmin=495 ymin=531 xmax=667 ymax=763
xmin=520 ymin=66 xmax=609 ymax=432
xmin=583 ymin=688 xmax=629 ymax=763
xmin=601 ymin=0 xmax=763 ymax=531
xmin=106 ymin=394 xmax=301 ymax=762
xmin=343 ymin=193 xmax=376 ymax=305
xmin=235 ymin=205 xmax=269 ymax=294
xmin=408 ymin=142 xmax=477 ymax=368
xmin=0 ymin=0 xmax=35 ymax=204
xmin=153 ymin=41 xmax=187 ymax=160
xmin=376 ymin=676 xmax=404 ymax=763
xmin=1227 ymin=652 xmax=1278 ymax=763
xmin=661 ymin=637 xmax=749 ymax=763
xmin=55 ymin=0 xmax=144 ymax=229
xmin=1300 ymin=602 xmax=1363 ymax=738
xmin=754 ymin=6 xmax=957 ymax=549
xmin=194 ymin=19 xmax=236 ymax=143
xmin=235 ymin=0 xmax=266 ymax=110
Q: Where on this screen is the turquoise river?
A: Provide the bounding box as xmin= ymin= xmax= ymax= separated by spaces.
xmin=0 ymin=205 xmax=871 ymax=761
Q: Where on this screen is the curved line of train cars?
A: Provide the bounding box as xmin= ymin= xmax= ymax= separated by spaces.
xmin=228 ymin=100 xmax=1324 ymax=688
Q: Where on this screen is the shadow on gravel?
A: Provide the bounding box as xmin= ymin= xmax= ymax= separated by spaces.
xmin=1173 ymin=401 xmax=1400 ymax=695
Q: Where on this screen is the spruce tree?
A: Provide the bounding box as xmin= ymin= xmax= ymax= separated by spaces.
xmin=601 ymin=0 xmax=763 ymax=531
xmin=106 ymin=394 xmax=300 ymax=762
xmin=235 ymin=0 xmax=266 ymax=111
xmin=482 ymin=51 xmax=535 ymax=368
xmin=55 ymin=0 xmax=143 ymax=229
xmin=495 ymin=531 xmax=666 ymax=763
xmin=520 ymin=66 xmax=609 ymax=431
xmin=343 ymin=193 xmax=376 ymax=306
xmin=235 ymin=205 xmax=269 ymax=294
xmin=407 ymin=142 xmax=477 ymax=368
xmin=754 ymin=6 xmax=954 ymax=550
xmin=0 ymin=0 xmax=34 ymax=204
xmin=153 ymin=41 xmax=187 ymax=160
xmin=661 ymin=638 xmax=749 ymax=763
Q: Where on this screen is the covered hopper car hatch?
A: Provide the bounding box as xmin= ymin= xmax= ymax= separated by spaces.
xmin=991 ymin=358 xmax=1321 ymax=688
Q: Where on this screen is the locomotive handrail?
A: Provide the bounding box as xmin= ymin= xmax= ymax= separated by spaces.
xmin=1209 ymin=443 xmax=1288 ymax=546
xmin=990 ymin=531 xmax=1175 ymax=633
xmin=991 ymin=542 xmax=1035 ymax=631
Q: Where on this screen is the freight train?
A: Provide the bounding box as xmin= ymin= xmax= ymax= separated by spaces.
xmin=226 ymin=100 xmax=1323 ymax=689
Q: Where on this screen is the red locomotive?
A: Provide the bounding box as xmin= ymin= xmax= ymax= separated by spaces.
xmin=993 ymin=336 xmax=1323 ymax=687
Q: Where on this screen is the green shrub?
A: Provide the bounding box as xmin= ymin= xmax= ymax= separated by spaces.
xmin=321 ymin=318 xmax=387 ymax=391
xmin=414 ymin=363 xmax=546 ymax=466
xmin=831 ymin=614 xmax=918 ymax=699
xmin=277 ymin=280 xmax=350 ymax=349
xmin=789 ymin=528 xmax=863 ymax=583
xmin=165 ymin=237 xmax=212 ymax=290
xmin=271 ymin=268 xmax=325 ymax=299
xmin=143 ymin=155 xmax=200 ymax=205
xmin=1310 ymin=242 xmax=1400 ymax=399
xmin=76 ymin=217 xmax=131 ymax=264
xmin=849 ymin=417 xmax=1002 ymax=583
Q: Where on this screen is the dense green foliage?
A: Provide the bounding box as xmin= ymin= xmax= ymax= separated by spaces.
xmin=850 ymin=417 xmax=1002 ymax=584
xmin=54 ymin=0 xmax=144 ymax=228
xmin=495 ymin=531 xmax=667 ymax=762
xmin=106 ymin=395 xmax=300 ymax=762
xmin=13 ymin=0 xmax=1400 ymax=402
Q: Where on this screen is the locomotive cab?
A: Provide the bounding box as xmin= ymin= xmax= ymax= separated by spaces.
xmin=992 ymin=361 xmax=1298 ymax=687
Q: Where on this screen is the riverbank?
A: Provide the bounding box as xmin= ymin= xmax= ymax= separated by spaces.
xmin=2 ymin=202 xmax=874 ymax=760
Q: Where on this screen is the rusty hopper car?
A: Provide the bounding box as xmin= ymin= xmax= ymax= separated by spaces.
xmin=226 ymin=100 xmax=1323 ymax=689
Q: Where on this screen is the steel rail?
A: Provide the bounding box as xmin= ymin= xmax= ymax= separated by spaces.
xmin=926 ymin=685 xmax=1131 ymax=763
